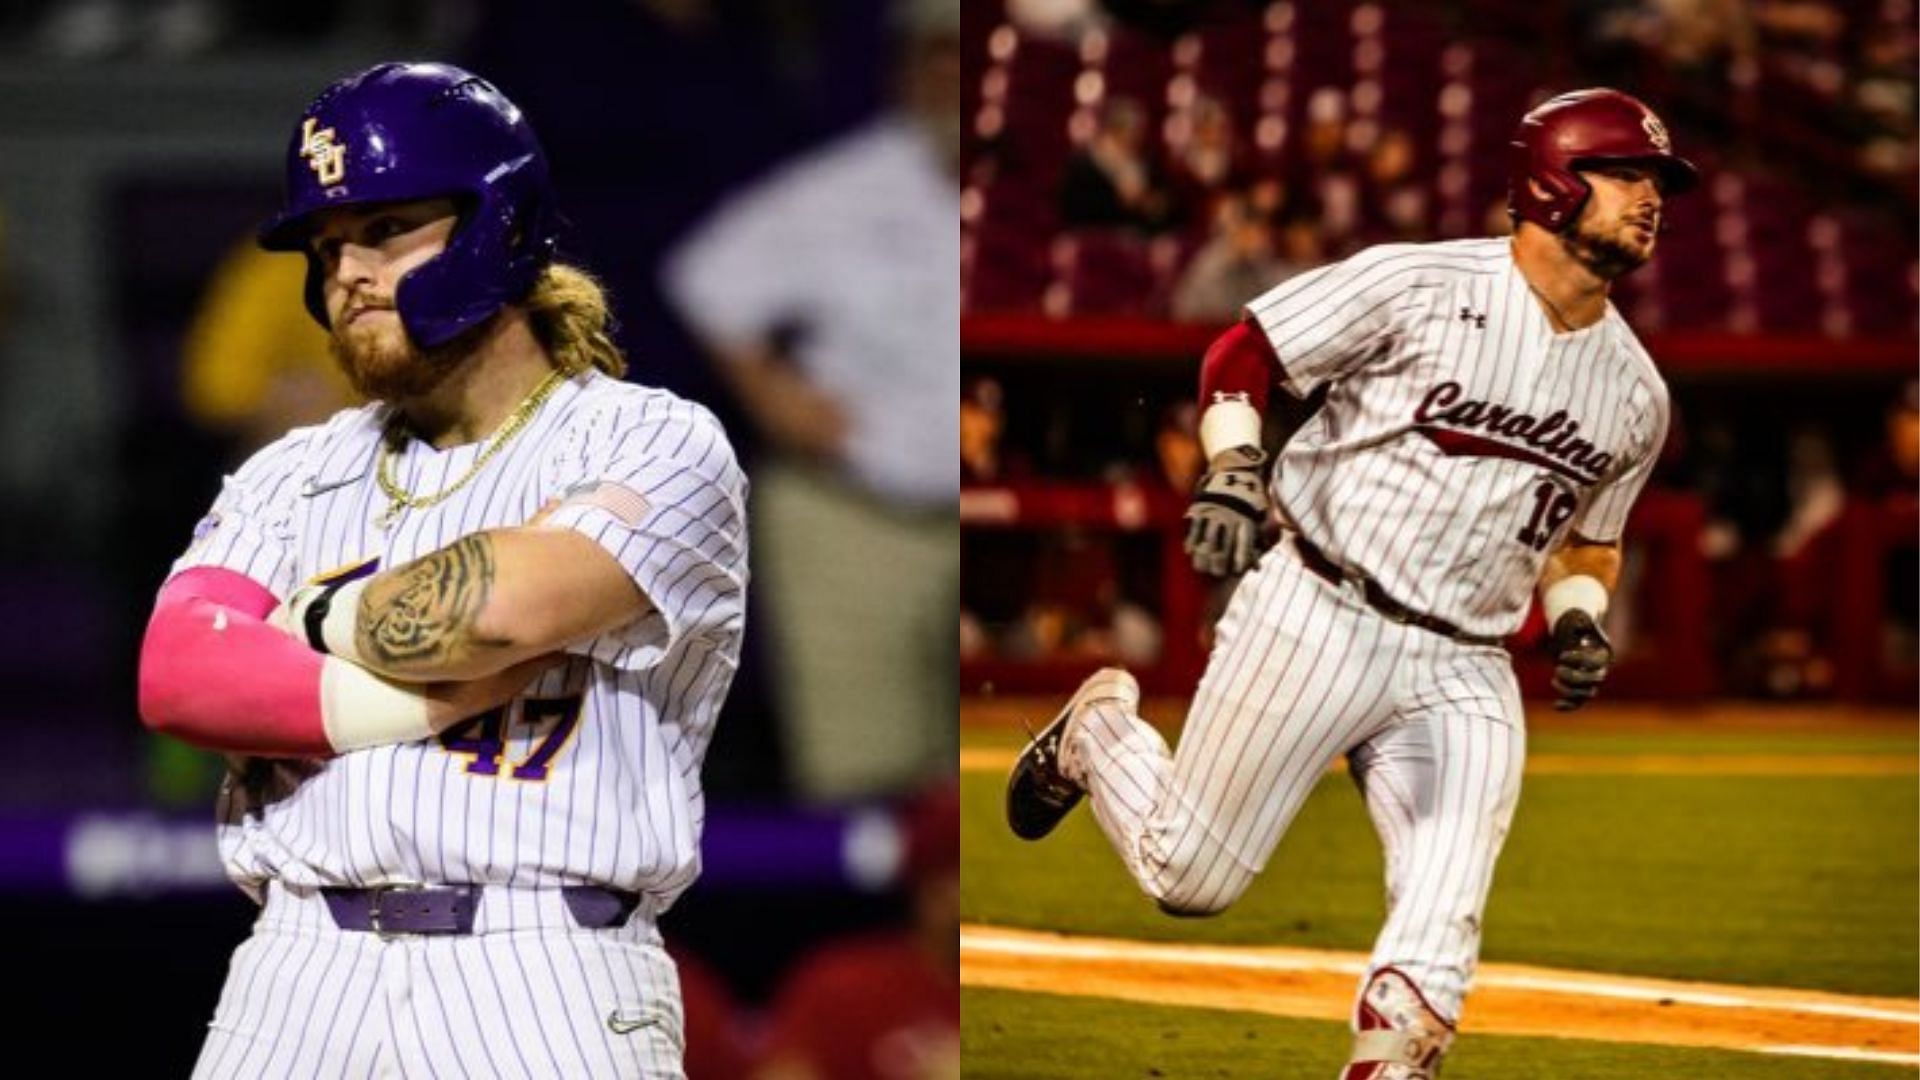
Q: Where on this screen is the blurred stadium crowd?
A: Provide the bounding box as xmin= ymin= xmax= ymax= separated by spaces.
xmin=959 ymin=0 xmax=1917 ymax=703
xmin=962 ymin=0 xmax=1916 ymax=324
xmin=0 ymin=1 xmax=956 ymax=1076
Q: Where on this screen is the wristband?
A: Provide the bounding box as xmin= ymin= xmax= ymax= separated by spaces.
xmin=1199 ymin=397 xmax=1262 ymax=461
xmin=318 ymin=656 xmax=435 ymax=752
xmin=1543 ymin=574 xmax=1609 ymax=628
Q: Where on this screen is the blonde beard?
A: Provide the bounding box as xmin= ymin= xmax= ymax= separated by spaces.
xmin=328 ymin=311 xmax=487 ymax=402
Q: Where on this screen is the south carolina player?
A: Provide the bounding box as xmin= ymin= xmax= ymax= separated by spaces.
xmin=1007 ymin=89 xmax=1692 ymax=1078
xmin=137 ymin=63 xmax=746 ymax=1078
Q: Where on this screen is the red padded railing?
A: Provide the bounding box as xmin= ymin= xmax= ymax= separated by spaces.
xmin=963 ymin=315 xmax=1918 ymax=376
xmin=962 ymin=482 xmax=1204 ymax=695
xmin=1829 ymin=495 xmax=1920 ymax=702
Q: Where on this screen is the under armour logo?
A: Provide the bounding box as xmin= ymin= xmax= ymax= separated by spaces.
xmin=300 ymin=117 xmax=347 ymax=187
xmin=1458 ymin=307 xmax=1487 ymax=329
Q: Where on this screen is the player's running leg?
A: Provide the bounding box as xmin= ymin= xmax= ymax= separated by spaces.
xmin=1343 ymin=642 xmax=1526 ymax=1079
xmin=1011 ymin=545 xmax=1411 ymax=916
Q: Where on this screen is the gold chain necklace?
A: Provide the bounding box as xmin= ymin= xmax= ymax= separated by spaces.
xmin=374 ymin=368 xmax=568 ymax=529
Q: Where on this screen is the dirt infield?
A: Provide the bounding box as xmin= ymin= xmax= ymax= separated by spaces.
xmin=962 ymin=925 xmax=1920 ymax=1068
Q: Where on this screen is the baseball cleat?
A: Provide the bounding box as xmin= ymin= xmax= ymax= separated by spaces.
xmin=1005 ymin=668 xmax=1138 ymax=841
xmin=1339 ymin=967 xmax=1456 ymax=1080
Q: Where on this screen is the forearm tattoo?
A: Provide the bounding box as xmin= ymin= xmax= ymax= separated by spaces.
xmin=357 ymin=534 xmax=500 ymax=673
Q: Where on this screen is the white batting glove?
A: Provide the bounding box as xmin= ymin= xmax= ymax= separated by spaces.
xmin=1183 ymin=445 xmax=1270 ymax=577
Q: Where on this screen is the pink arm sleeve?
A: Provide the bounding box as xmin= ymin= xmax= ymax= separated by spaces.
xmin=1198 ymin=319 xmax=1282 ymax=413
xmin=137 ymin=566 xmax=332 ymax=757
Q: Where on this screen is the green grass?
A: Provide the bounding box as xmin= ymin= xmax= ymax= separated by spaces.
xmin=963 ymin=742 xmax=1919 ymax=996
xmin=962 ymin=988 xmax=1917 ymax=1079
xmin=1490 ymin=774 xmax=1916 ymax=995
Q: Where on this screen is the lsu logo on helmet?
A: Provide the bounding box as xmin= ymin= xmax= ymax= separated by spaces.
xmin=300 ymin=117 xmax=346 ymax=187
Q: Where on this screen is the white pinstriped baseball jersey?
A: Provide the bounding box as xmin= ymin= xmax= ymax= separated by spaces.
xmin=170 ymin=369 xmax=747 ymax=915
xmin=1245 ymin=237 xmax=1670 ymax=637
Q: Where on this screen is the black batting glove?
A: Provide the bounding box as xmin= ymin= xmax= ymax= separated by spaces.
xmin=1549 ymin=609 xmax=1613 ymax=711
xmin=1183 ymin=445 xmax=1270 ymax=577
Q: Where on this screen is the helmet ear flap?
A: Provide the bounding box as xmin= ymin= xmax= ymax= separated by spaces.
xmin=1534 ymin=168 xmax=1591 ymax=230
xmin=1509 ymin=156 xmax=1591 ymax=231
xmin=394 ymin=157 xmax=551 ymax=348
xmin=396 ymin=214 xmax=510 ymax=348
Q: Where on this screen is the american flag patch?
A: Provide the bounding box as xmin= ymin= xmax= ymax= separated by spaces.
xmin=560 ymin=481 xmax=651 ymax=526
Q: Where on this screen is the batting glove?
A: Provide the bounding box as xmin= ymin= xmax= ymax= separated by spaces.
xmin=270 ymin=577 xmax=368 ymax=659
xmin=1549 ymin=609 xmax=1613 ymax=711
xmin=1183 ymin=445 xmax=1270 ymax=577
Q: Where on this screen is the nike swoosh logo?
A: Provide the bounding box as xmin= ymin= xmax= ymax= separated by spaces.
xmin=300 ymin=476 xmax=360 ymax=498
xmin=606 ymin=1010 xmax=658 ymax=1035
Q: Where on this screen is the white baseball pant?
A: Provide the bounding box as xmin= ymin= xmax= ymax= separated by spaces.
xmin=1060 ymin=541 xmax=1527 ymax=1020
xmin=191 ymin=883 xmax=686 ymax=1079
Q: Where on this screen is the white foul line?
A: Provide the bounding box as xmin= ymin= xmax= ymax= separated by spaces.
xmin=1482 ymin=972 xmax=1920 ymax=1025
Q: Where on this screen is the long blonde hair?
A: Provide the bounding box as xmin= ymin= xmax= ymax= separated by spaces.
xmin=525 ymin=263 xmax=627 ymax=378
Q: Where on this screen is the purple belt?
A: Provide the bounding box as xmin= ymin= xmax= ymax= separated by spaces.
xmin=320 ymin=885 xmax=641 ymax=935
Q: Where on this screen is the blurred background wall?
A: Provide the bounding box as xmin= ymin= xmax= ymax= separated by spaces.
xmin=0 ymin=1 xmax=956 ymax=1074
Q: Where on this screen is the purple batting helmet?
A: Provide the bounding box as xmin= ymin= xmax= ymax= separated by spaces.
xmin=1507 ymin=88 xmax=1699 ymax=232
xmin=257 ymin=62 xmax=559 ymax=348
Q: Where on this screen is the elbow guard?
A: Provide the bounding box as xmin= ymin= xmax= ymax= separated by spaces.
xmin=1199 ymin=320 xmax=1279 ymax=413
xmin=1198 ymin=320 xmax=1280 ymax=459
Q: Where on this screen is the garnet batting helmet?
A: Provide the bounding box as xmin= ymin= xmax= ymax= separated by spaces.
xmin=257 ymin=62 xmax=559 ymax=348
xmin=1507 ymin=88 xmax=1699 ymax=232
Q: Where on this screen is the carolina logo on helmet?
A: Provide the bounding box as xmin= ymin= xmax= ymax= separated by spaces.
xmin=1640 ymin=113 xmax=1670 ymax=153
xmin=300 ymin=117 xmax=347 ymax=187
